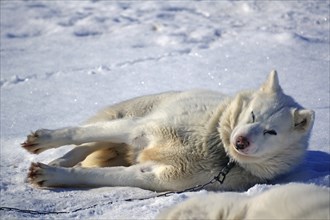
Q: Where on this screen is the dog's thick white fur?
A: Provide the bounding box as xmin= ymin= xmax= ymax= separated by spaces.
xmin=22 ymin=71 xmax=314 ymax=191
xmin=157 ymin=183 xmax=330 ymax=220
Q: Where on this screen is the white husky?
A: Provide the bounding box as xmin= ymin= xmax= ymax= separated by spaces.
xmin=157 ymin=183 xmax=330 ymax=220
xmin=22 ymin=71 xmax=314 ymax=191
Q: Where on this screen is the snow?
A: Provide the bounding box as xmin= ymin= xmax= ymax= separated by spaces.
xmin=0 ymin=0 xmax=329 ymax=219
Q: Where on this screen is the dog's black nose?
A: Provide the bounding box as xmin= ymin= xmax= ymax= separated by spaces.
xmin=235 ymin=136 xmax=249 ymax=150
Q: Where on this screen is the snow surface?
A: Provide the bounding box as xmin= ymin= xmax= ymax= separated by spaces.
xmin=0 ymin=0 xmax=329 ymax=219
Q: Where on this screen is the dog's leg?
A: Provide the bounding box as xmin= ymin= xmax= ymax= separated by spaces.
xmin=79 ymin=143 xmax=131 ymax=168
xmin=47 ymin=143 xmax=105 ymax=167
xmin=22 ymin=119 xmax=141 ymax=154
xmin=28 ymin=162 xmax=177 ymax=191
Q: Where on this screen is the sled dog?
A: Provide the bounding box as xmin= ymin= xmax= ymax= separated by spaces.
xmin=157 ymin=183 xmax=330 ymax=220
xmin=22 ymin=70 xmax=314 ymax=191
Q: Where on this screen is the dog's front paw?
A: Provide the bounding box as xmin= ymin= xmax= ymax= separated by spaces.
xmin=21 ymin=129 xmax=54 ymax=154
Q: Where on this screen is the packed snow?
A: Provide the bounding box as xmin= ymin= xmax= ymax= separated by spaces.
xmin=1 ymin=0 xmax=329 ymax=219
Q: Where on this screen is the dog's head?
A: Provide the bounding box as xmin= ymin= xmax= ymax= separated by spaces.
xmin=219 ymin=71 xmax=314 ymax=179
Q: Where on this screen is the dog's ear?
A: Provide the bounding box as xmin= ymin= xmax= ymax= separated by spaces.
xmin=260 ymin=70 xmax=282 ymax=93
xmin=292 ymin=109 xmax=315 ymax=132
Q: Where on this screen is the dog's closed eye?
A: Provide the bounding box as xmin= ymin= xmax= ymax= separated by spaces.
xmin=251 ymin=111 xmax=256 ymax=123
xmin=263 ymin=130 xmax=277 ymax=136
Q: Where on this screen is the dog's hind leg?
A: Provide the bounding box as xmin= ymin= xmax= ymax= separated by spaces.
xmin=47 ymin=142 xmax=131 ymax=168
xmin=47 ymin=142 xmax=107 ymax=167
xmin=79 ymin=143 xmax=131 ymax=168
